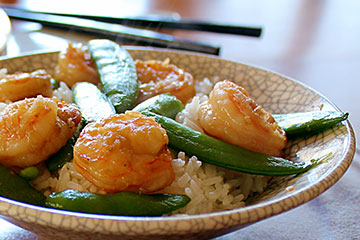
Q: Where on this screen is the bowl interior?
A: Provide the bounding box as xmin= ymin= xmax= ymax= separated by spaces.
xmin=0 ymin=48 xmax=355 ymax=239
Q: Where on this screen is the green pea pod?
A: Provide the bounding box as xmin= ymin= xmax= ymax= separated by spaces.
xmin=72 ymin=81 xmax=116 ymax=123
xmin=45 ymin=189 xmax=190 ymax=216
xmin=142 ymin=112 xmax=322 ymax=176
xmin=0 ymin=164 xmax=46 ymax=206
xmin=133 ymin=93 xmax=184 ymax=119
xmin=274 ymin=111 xmax=349 ymax=138
xmin=88 ymin=39 xmax=139 ymax=113
xmin=50 ymin=78 xmax=60 ymax=90
xmin=48 ymin=80 xmax=125 ymax=173
xmin=45 ymin=136 xmax=77 ymax=173
xmin=46 ymin=82 xmax=117 ymax=173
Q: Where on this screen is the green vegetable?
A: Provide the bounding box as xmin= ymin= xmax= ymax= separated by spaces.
xmin=51 ymin=78 xmax=60 ymax=90
xmin=133 ymin=93 xmax=184 ymax=119
xmin=45 ymin=189 xmax=190 ymax=216
xmin=0 ymin=164 xmax=46 ymax=206
xmin=45 ymin=115 xmax=86 ymax=173
xmin=274 ymin=111 xmax=349 ymax=138
xmin=88 ymin=39 xmax=139 ymax=113
xmin=142 ymin=112 xmax=321 ymax=176
xmin=72 ymin=81 xmax=116 ymax=123
xmin=45 ymin=136 xmax=77 ymax=172
xmin=47 ymin=81 xmax=117 ymax=173
xmin=19 ymin=166 xmax=39 ymax=181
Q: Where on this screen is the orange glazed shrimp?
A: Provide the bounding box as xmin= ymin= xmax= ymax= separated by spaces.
xmin=198 ymin=80 xmax=286 ymax=156
xmin=135 ymin=59 xmax=195 ymax=104
xmin=0 ymin=96 xmax=81 ymax=167
xmin=0 ymin=69 xmax=53 ymax=102
xmin=73 ymin=111 xmax=175 ymax=193
xmin=54 ymin=42 xmax=99 ymax=87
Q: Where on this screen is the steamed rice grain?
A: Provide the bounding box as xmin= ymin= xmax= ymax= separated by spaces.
xmin=33 ymin=150 xmax=268 ymax=215
xmin=53 ymin=81 xmax=73 ymax=103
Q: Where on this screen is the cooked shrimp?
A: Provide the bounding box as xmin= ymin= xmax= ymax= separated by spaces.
xmin=135 ymin=59 xmax=195 ymax=104
xmin=0 ymin=69 xmax=53 ymax=102
xmin=54 ymin=42 xmax=99 ymax=87
xmin=198 ymin=80 xmax=286 ymax=156
xmin=73 ymin=111 xmax=175 ymax=193
xmin=0 ymin=96 xmax=81 ymax=167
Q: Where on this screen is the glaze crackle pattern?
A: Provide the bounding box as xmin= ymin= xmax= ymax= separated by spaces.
xmin=0 ymin=48 xmax=355 ymax=239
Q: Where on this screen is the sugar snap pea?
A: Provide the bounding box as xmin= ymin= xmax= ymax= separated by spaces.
xmin=45 ymin=189 xmax=190 ymax=216
xmin=45 ymin=136 xmax=77 ymax=173
xmin=142 ymin=112 xmax=321 ymax=176
xmin=46 ymin=82 xmax=117 ymax=173
xmin=72 ymin=81 xmax=116 ymax=123
xmin=0 ymin=164 xmax=46 ymax=206
xmin=274 ymin=111 xmax=349 ymax=139
xmin=133 ymin=93 xmax=184 ymax=119
xmin=88 ymin=39 xmax=139 ymax=113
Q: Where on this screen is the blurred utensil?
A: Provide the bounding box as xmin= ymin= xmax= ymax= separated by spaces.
xmin=9 ymin=8 xmax=262 ymax=37
xmin=4 ymin=8 xmax=221 ymax=55
xmin=0 ymin=8 xmax=11 ymax=55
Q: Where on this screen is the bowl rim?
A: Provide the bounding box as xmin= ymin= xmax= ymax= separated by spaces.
xmin=0 ymin=48 xmax=356 ymax=232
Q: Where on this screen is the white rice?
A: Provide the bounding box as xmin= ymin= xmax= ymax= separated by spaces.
xmin=194 ymin=76 xmax=221 ymax=96
xmin=33 ymin=152 xmax=268 ymax=214
xmin=31 ymin=76 xmax=269 ymax=215
xmin=163 ymin=153 xmax=268 ymax=214
xmin=175 ymin=95 xmax=207 ymax=133
xmin=53 ymin=81 xmax=73 ymax=103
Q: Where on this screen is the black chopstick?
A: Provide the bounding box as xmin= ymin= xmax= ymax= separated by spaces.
xmin=77 ymin=16 xmax=262 ymax=37
xmin=4 ymin=8 xmax=221 ymax=55
xmin=67 ymin=16 xmax=262 ymax=37
xmin=6 ymin=8 xmax=262 ymax=37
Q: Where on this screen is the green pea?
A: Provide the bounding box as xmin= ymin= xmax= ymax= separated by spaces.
xmin=19 ymin=166 xmax=39 ymax=181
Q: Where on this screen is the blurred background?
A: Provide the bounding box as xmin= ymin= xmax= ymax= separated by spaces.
xmin=1 ymin=0 xmax=359 ymax=148
xmin=1 ymin=1 xmax=359 ymax=135
xmin=0 ymin=0 xmax=359 ymax=239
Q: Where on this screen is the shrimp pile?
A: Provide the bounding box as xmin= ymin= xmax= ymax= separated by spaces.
xmin=0 ymin=69 xmax=53 ymax=102
xmin=135 ymin=59 xmax=196 ymax=104
xmin=198 ymin=80 xmax=286 ymax=156
xmin=73 ymin=111 xmax=175 ymax=193
xmin=55 ymin=42 xmax=99 ymax=87
xmin=0 ymin=96 xmax=81 ymax=168
xmin=54 ymin=43 xmax=196 ymax=106
xmin=0 ymin=41 xmax=287 ymax=204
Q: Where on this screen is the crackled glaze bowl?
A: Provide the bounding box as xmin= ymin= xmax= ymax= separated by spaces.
xmin=0 ymin=48 xmax=356 ymax=240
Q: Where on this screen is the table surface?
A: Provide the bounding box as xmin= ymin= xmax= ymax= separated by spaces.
xmin=0 ymin=0 xmax=359 ymax=239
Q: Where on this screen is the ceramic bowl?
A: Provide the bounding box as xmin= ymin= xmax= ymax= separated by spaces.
xmin=0 ymin=48 xmax=355 ymax=240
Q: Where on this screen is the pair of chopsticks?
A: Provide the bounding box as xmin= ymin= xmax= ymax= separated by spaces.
xmin=4 ymin=7 xmax=262 ymax=55
xmin=31 ymin=10 xmax=263 ymax=37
